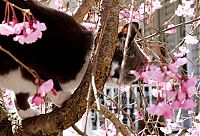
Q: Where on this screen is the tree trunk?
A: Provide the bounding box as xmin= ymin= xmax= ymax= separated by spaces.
xmin=0 ymin=0 xmax=120 ymax=135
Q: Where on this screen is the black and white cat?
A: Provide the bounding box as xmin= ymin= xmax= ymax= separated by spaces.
xmin=109 ymin=22 xmax=146 ymax=85
xmin=0 ymin=0 xmax=145 ymax=119
xmin=0 ymin=0 xmax=93 ymax=119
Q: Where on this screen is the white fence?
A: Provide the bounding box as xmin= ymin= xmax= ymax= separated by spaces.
xmin=84 ymin=83 xmax=153 ymax=135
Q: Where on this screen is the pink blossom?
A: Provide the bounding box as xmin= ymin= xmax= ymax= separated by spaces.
xmin=161 ymin=104 xmax=174 ymax=119
xmin=13 ymin=29 xmax=42 ymax=44
xmin=12 ymin=20 xmax=47 ymax=44
xmin=38 ymin=79 xmax=54 ymax=97
xmin=184 ymin=35 xmax=199 ymax=45
xmin=31 ymin=94 xmax=44 ymax=106
xmin=166 ymin=90 xmax=177 ymax=100
xmin=175 ymin=2 xmax=195 ymax=17
xmin=81 ymin=22 xmax=96 ymax=31
xmin=165 ymin=24 xmax=176 ymax=34
xmin=13 ymin=22 xmax=26 ymax=34
xmin=167 ymin=64 xmax=180 ymax=79
xmin=177 ymin=91 xmax=186 ymax=101
xmin=135 ymin=111 xmax=144 ymax=120
xmin=151 ymin=0 xmax=162 ymax=11
xmin=120 ymin=8 xmax=130 ymax=18
xmin=181 ymin=99 xmax=197 ymax=109
xmin=173 ymin=46 xmax=189 ymax=57
xmin=160 ymin=126 xmax=172 ymax=134
xmin=141 ymin=65 xmax=164 ymax=84
xmin=146 ymin=104 xmax=157 ymax=115
xmin=171 ymin=100 xmax=181 ymax=110
xmin=132 ymin=10 xmax=144 ymax=21
xmin=33 ymin=21 xmax=47 ymax=31
xmin=2 ymin=90 xmax=15 ymax=109
xmin=0 ymin=23 xmax=15 ymax=36
xmin=55 ymin=0 xmax=63 ymax=7
xmin=130 ymin=70 xmax=141 ymax=79
xmin=181 ymin=77 xmax=198 ymax=97
xmin=161 ymin=82 xmax=172 ymax=91
xmin=174 ymin=57 xmax=188 ymax=67
xmin=170 ymin=0 xmax=177 ymax=3
xmin=139 ymin=0 xmax=162 ymax=15
xmin=147 ymin=102 xmax=174 ymax=119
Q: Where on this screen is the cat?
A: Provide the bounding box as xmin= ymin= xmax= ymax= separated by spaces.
xmin=0 ymin=0 xmax=93 ymax=119
xmin=109 ymin=22 xmax=147 ymax=85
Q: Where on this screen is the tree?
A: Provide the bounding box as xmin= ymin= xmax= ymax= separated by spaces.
xmin=0 ymin=0 xmax=200 ymax=136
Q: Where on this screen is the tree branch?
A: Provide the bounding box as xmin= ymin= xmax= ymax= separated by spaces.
xmin=73 ymin=0 xmax=98 ymax=23
xmin=2 ymin=0 xmax=120 ymax=135
xmin=91 ymin=104 xmax=130 ymax=136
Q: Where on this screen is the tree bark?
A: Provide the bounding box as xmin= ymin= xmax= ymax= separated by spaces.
xmin=0 ymin=0 xmax=120 ymax=135
xmin=73 ymin=0 xmax=98 ymax=23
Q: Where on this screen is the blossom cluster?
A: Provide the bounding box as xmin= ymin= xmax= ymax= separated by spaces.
xmin=120 ymin=0 xmax=162 ymax=24
xmin=31 ymin=79 xmax=57 ymax=106
xmin=175 ymin=0 xmax=195 ymax=18
xmin=131 ymin=57 xmax=198 ymax=119
xmin=0 ymin=2 xmax=46 ymax=44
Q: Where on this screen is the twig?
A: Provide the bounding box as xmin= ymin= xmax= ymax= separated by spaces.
xmin=98 ymin=91 xmax=137 ymax=135
xmin=3 ymin=0 xmax=32 ymax=15
xmin=91 ymin=104 xmax=130 ymax=136
xmin=72 ymin=124 xmax=88 ymax=136
xmin=0 ymin=46 xmax=41 ymax=85
xmin=137 ymin=17 xmax=200 ymax=42
xmin=84 ymin=84 xmax=92 ymax=133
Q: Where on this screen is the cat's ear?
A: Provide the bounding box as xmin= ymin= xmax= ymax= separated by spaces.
xmin=118 ymin=22 xmax=140 ymax=39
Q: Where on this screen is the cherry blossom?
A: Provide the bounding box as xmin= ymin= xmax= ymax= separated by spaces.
xmin=173 ymin=46 xmax=189 ymax=57
xmin=120 ymin=0 xmax=162 ymax=23
xmin=181 ymin=98 xmax=197 ymax=109
xmin=175 ymin=1 xmax=195 ymax=17
xmin=2 ymin=90 xmax=15 ymax=109
xmin=150 ymin=0 xmax=162 ymax=12
xmin=164 ymin=24 xmax=176 ymax=34
xmin=186 ymin=122 xmax=200 ymax=136
xmin=31 ymin=79 xmax=57 ymax=106
xmin=184 ymin=35 xmax=199 ymax=45
xmin=13 ymin=21 xmax=47 ymax=44
xmin=119 ymin=8 xmax=130 ymax=19
xmin=55 ymin=0 xmax=63 ymax=7
xmin=31 ymin=94 xmax=44 ymax=106
xmin=0 ymin=23 xmax=15 ymax=36
xmin=81 ymin=22 xmax=96 ymax=31
xmin=147 ymin=102 xmax=174 ymax=119
xmin=171 ymin=99 xmax=181 ymax=110
xmin=0 ymin=3 xmax=47 ymax=44
xmin=141 ymin=65 xmax=165 ymax=84
xmin=33 ymin=21 xmax=47 ymax=31
xmin=135 ymin=111 xmax=144 ymax=120
xmin=38 ymin=79 xmax=55 ymax=97
xmin=170 ymin=0 xmax=177 ymax=3
xmin=160 ymin=126 xmax=172 ymax=134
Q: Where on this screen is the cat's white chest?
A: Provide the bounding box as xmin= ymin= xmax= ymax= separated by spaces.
xmin=0 ymin=68 xmax=36 ymax=95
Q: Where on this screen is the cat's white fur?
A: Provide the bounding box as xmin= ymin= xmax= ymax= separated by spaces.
xmin=0 ymin=54 xmax=90 ymax=119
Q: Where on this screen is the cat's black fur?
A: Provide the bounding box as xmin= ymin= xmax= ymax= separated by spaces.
xmin=0 ymin=0 xmax=93 ymax=119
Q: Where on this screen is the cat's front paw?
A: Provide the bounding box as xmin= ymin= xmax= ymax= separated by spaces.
xmin=18 ymin=108 xmax=40 ymax=119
